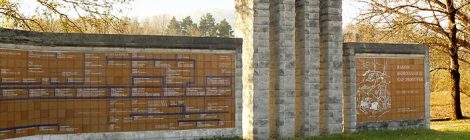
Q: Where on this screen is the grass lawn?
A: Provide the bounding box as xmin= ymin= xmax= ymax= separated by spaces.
xmin=431 ymin=91 xmax=470 ymax=119
xmin=204 ymin=91 xmax=470 ymax=140
xmin=203 ymin=120 xmax=470 ymax=140
xmin=305 ymin=120 xmax=470 ymax=140
xmin=301 ymin=91 xmax=470 ymax=140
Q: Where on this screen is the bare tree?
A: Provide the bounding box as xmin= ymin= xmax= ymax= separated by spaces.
xmin=358 ymin=0 xmax=470 ymax=119
xmin=1 ymin=0 xmax=131 ymax=33
xmin=139 ymin=15 xmax=170 ymax=35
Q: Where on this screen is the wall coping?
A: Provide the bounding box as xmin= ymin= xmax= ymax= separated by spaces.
xmin=0 ymin=28 xmax=242 ymax=50
xmin=344 ymin=42 xmax=428 ymax=54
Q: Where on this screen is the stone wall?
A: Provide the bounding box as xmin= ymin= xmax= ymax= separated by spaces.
xmin=0 ymin=0 xmax=433 ymax=138
xmin=343 ymin=43 xmax=430 ymax=131
xmin=0 ymin=28 xmax=243 ymax=140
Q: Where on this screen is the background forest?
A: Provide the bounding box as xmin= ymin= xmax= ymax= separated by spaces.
xmin=1 ymin=0 xmax=233 ymax=37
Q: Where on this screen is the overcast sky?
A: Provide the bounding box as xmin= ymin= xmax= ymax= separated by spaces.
xmin=18 ymin=0 xmax=363 ymax=27
xmin=126 ymin=0 xmax=364 ymax=26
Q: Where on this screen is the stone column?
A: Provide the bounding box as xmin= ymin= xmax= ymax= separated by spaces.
xmin=235 ymin=45 xmax=244 ymax=136
xmin=236 ymin=0 xmax=344 ymax=138
xmin=424 ymin=47 xmax=430 ymax=128
xmin=319 ymin=0 xmax=343 ymax=134
xmin=294 ymin=0 xmax=321 ymax=137
xmin=269 ymin=0 xmax=297 ymax=138
xmin=342 ymin=45 xmax=356 ymax=133
xmin=235 ymin=0 xmax=271 ymax=139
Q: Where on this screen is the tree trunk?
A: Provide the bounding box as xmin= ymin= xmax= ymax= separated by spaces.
xmin=450 ymin=54 xmax=464 ymax=119
xmin=446 ymin=0 xmax=464 ymax=120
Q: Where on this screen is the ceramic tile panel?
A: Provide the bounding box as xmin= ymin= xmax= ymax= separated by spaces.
xmin=0 ymin=49 xmax=236 ymax=139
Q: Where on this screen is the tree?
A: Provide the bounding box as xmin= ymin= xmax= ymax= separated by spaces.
xmin=199 ymin=13 xmax=217 ymax=37
xmin=344 ymin=23 xmax=382 ymax=42
xmin=165 ymin=17 xmax=182 ymax=36
xmin=186 ymin=24 xmax=202 ymax=37
xmin=358 ymin=0 xmax=470 ymax=119
xmin=0 ymin=0 xmax=131 ymax=33
xmin=139 ymin=15 xmax=170 ymax=35
xmin=217 ymin=19 xmax=234 ymax=37
xmin=180 ymin=16 xmax=198 ymax=36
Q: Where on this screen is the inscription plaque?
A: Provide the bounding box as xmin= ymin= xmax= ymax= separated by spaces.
xmin=0 ymin=49 xmax=235 ymax=139
xmin=356 ymin=56 xmax=425 ymax=122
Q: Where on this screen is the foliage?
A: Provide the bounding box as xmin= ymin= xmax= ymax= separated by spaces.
xmin=165 ymin=17 xmax=182 ymax=36
xmin=199 ymin=13 xmax=217 ymax=37
xmin=164 ymin=14 xmax=233 ymax=37
xmin=0 ymin=0 xmax=131 ymax=33
xmin=431 ymin=91 xmax=470 ymax=119
xmin=217 ymin=19 xmax=234 ymax=38
xmin=180 ymin=16 xmax=198 ymax=36
xmin=0 ymin=0 xmax=234 ymax=37
xmin=135 ymin=15 xmax=170 ymax=35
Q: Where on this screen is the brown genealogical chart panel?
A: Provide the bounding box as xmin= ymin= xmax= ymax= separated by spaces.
xmin=0 ymin=49 xmax=235 ymax=139
xmin=356 ymin=56 xmax=425 ymax=123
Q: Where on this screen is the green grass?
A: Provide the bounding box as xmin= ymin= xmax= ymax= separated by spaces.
xmin=198 ymin=136 xmax=243 ymax=140
xmin=431 ymin=91 xmax=470 ymax=119
xmin=201 ymin=91 xmax=469 ymax=140
xmin=431 ymin=119 xmax=470 ymax=132
xmin=201 ymin=120 xmax=470 ymax=140
xmin=304 ymin=120 xmax=470 ymax=140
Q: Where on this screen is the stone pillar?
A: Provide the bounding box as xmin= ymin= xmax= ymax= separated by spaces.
xmin=342 ymin=46 xmax=356 ymax=133
xmin=319 ymin=0 xmax=343 ymax=134
xmin=269 ymin=0 xmax=296 ymax=138
xmin=236 ymin=0 xmax=344 ymax=139
xmin=235 ymin=44 xmax=244 ymax=136
xmin=424 ymin=47 xmax=431 ymax=128
xmin=295 ymin=0 xmax=321 ymax=137
xmin=235 ymin=0 xmax=271 ymax=139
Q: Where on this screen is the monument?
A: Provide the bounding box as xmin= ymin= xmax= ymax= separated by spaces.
xmin=0 ymin=0 xmax=430 ymax=139
xmin=0 ymin=29 xmax=243 ymax=139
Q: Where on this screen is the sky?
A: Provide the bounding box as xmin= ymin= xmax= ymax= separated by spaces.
xmin=126 ymin=0 xmax=235 ymax=18
xmin=126 ymin=0 xmax=363 ymax=26
xmin=18 ymin=0 xmax=364 ymax=27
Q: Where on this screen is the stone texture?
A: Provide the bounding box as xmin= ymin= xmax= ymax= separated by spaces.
xmin=295 ymin=0 xmax=321 ymax=137
xmin=424 ymin=47 xmax=431 ymax=129
xmin=342 ymin=46 xmax=356 ymax=133
xmin=236 ymin=0 xmax=346 ymax=139
xmin=270 ymin=0 xmax=296 ymax=138
xmin=12 ymin=128 xmax=239 ymax=140
xmin=0 ymin=28 xmax=241 ymax=50
xmin=235 ymin=0 xmax=270 ymax=139
xmin=356 ymin=119 xmax=426 ymax=131
xmin=319 ymin=0 xmax=344 ymax=135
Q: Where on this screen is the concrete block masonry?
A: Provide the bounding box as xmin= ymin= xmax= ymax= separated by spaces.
xmin=343 ymin=43 xmax=430 ymax=132
xmin=236 ymin=0 xmax=345 ymax=139
xmin=0 ymin=0 xmax=430 ymax=139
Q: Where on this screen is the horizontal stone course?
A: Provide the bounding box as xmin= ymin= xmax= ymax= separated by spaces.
xmin=0 ymin=28 xmax=242 ymax=50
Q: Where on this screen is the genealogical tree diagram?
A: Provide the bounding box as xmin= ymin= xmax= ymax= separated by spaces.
xmin=0 ymin=49 xmax=235 ymax=139
xmin=355 ymin=57 xmax=426 ymax=122
xmin=356 ymin=59 xmax=392 ymax=117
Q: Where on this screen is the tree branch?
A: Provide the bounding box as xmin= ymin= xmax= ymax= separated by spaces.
xmin=461 ymin=90 xmax=470 ymax=97
xmin=431 ymin=67 xmax=450 ymax=72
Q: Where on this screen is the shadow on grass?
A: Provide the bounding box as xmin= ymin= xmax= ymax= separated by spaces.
xmin=197 ymin=128 xmax=470 ymax=140
xmin=198 ymin=136 xmax=243 ymax=140
xmin=304 ymin=128 xmax=470 ymax=140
